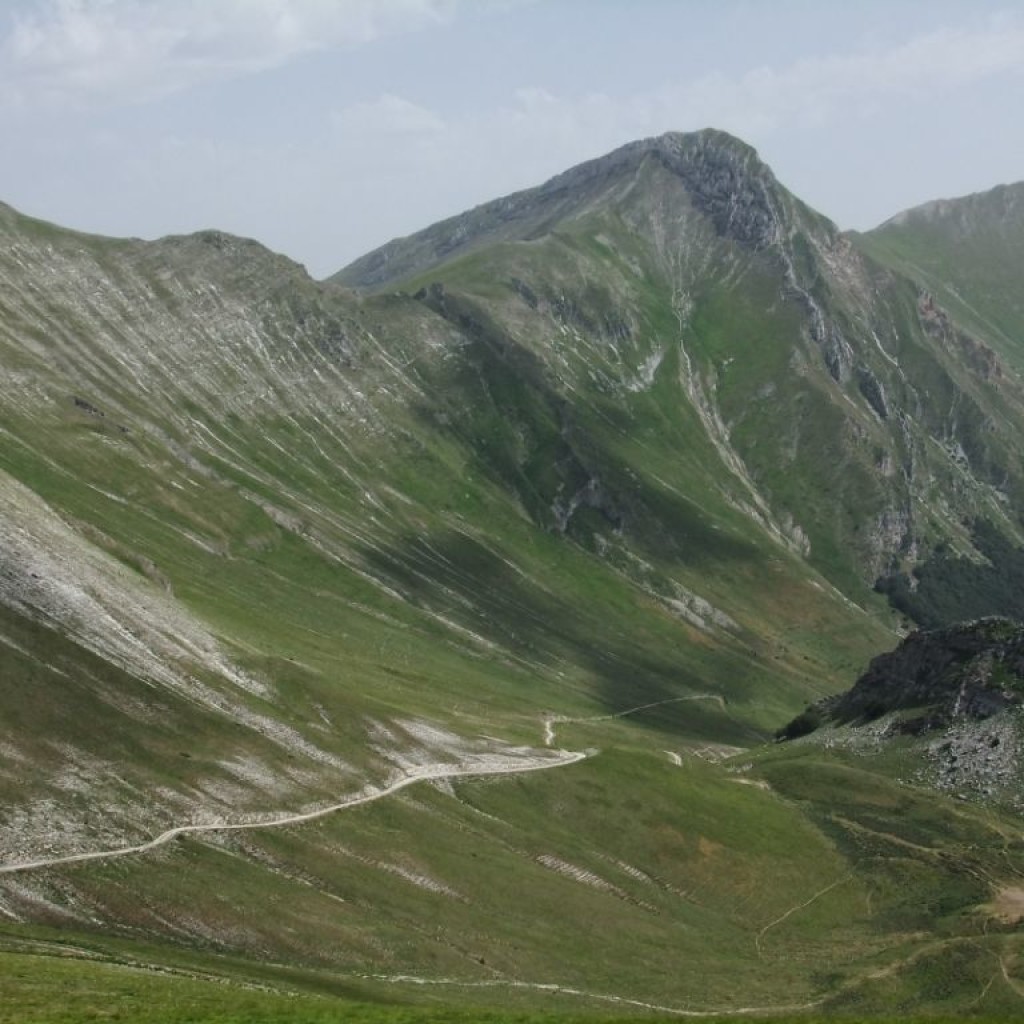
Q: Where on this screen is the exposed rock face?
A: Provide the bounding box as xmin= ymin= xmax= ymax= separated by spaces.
xmin=780 ymin=618 xmax=1024 ymax=809
xmin=856 ymin=366 xmax=889 ymax=420
xmin=780 ymin=618 xmax=1024 ymax=741
xmin=828 ymin=618 xmax=1024 ymax=725
xmin=644 ymin=130 xmax=785 ymax=249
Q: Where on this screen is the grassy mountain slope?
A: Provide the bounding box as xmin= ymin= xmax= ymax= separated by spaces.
xmin=855 ymin=182 xmax=1024 ymax=372
xmin=7 ymin=738 xmax=1024 ymax=1020
xmin=853 ymin=182 xmax=1024 ymax=624
xmin=339 ymin=131 xmax=1024 ymax=602
xmin=3 ymin=131 xmax=1024 ymax=1018
xmin=0 ymin=153 xmax=889 ymax=865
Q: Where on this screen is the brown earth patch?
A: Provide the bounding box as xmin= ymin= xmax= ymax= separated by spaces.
xmin=988 ymin=885 xmax=1024 ymax=924
xmin=697 ymin=835 xmax=723 ymax=859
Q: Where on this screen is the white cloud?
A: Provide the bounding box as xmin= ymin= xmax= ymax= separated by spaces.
xmin=707 ymin=16 xmax=1024 ymax=128
xmin=481 ymin=14 xmax=1024 ymax=151
xmin=331 ymin=93 xmax=445 ymax=137
xmin=0 ymin=0 xmax=460 ymax=107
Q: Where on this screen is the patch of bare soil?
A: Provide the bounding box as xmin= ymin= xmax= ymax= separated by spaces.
xmin=727 ymin=778 xmax=771 ymax=791
xmin=988 ymin=885 xmax=1024 ymax=924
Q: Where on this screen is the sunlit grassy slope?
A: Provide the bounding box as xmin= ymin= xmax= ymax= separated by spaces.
xmin=0 ymin=151 xmax=893 ymax=861
xmin=5 ymin=741 xmax=1024 ymax=1020
xmin=3 ymin=131 xmax=1024 ymax=1018
xmin=855 ymin=182 xmax=1024 ymax=373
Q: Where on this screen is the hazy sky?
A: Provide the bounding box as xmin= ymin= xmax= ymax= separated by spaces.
xmin=1 ymin=0 xmax=1022 ymax=278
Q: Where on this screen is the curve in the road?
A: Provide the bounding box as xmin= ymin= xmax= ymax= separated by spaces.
xmin=543 ymin=693 xmax=727 ymax=746
xmin=0 ymin=750 xmax=586 ymax=877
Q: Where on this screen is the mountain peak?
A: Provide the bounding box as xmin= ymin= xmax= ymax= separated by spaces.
xmin=622 ymin=126 xmax=763 ymax=167
xmin=541 ymin=127 xmax=765 ymax=187
xmin=331 ymin=128 xmax=789 ymax=289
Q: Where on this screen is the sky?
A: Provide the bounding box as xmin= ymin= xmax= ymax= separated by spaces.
xmin=0 ymin=1 xmax=1022 ymax=279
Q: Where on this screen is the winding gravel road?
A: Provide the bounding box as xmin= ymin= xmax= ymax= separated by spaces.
xmin=0 ymin=749 xmax=586 ymax=876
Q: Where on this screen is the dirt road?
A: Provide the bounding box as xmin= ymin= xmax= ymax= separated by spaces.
xmin=0 ymin=749 xmax=586 ymax=876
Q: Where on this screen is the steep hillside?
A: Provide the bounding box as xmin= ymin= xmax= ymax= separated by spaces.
xmin=4 ymin=131 xmax=1024 ymax=1018
xmin=853 ymin=183 xmax=1024 ymax=624
xmin=856 ymin=182 xmax=1024 ymax=371
xmin=0 ymin=138 xmax=895 ymax=867
xmin=338 ymin=130 xmax=1024 ymax=605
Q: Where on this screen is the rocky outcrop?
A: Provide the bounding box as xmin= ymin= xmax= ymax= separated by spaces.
xmin=780 ymin=618 xmax=1024 ymax=740
xmin=646 ymin=130 xmax=785 ymax=249
xmin=779 ymin=618 xmax=1024 ymax=808
xmin=856 ymin=366 xmax=889 ymax=419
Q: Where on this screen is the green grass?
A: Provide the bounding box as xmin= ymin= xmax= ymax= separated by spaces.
xmin=8 ymin=739 xmax=1024 ymax=1017
xmin=855 ymin=183 xmax=1024 ymax=375
xmin=8 ymin=942 xmax=1023 ymax=1024
xmin=4 ymin=146 xmax=1024 ymax=1020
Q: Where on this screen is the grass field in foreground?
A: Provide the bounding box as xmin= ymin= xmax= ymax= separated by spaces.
xmin=2 ymin=942 xmax=1021 ymax=1024
xmin=5 ymin=740 xmax=1024 ymax=1020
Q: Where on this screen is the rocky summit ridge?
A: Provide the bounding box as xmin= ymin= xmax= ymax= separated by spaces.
xmin=332 ymin=128 xmax=806 ymax=289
